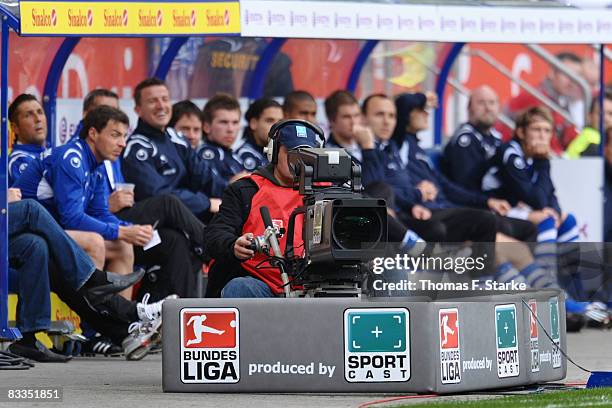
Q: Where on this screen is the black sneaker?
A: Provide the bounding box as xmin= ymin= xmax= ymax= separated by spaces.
xmin=84 ymin=268 xmax=146 ymax=306
xmin=9 ymin=340 xmax=72 ymax=363
xmin=81 ymin=337 xmax=123 ymax=357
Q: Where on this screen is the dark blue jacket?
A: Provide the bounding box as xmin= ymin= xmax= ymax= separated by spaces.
xmin=234 ymin=132 xmax=268 ymax=171
xmin=122 ymin=119 xmax=226 ymax=217
xmin=363 ymin=141 xmax=423 ymax=213
xmin=14 ymin=139 xmax=126 ymax=240
xmin=489 ymin=139 xmax=561 ymax=213
xmin=397 ymin=133 xmax=489 ymax=210
xmin=196 ymin=140 xmax=243 ymax=182
xmin=442 ymin=122 xmax=501 ymax=192
xmin=8 ymin=143 xmax=47 ymax=186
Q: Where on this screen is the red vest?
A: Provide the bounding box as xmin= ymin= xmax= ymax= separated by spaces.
xmin=241 ymin=174 xmax=304 ymax=294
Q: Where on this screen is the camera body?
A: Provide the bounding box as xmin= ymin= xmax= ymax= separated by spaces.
xmin=283 ymin=147 xmax=388 ymax=295
xmin=306 ymin=197 xmax=387 ymax=266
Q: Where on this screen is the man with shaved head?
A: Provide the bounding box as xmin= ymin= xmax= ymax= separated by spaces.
xmin=443 ymin=86 xmax=536 ymax=241
xmin=443 ymin=85 xmax=502 ymax=192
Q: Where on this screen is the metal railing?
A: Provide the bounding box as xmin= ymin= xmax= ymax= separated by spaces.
xmin=525 ymin=43 xmax=592 ymax=123
xmin=419 ymin=55 xmax=516 ymax=131
xmin=465 ymin=48 xmax=578 ymax=127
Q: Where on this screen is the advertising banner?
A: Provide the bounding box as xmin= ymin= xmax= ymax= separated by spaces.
xmin=241 ymin=1 xmax=612 ymax=44
xmin=20 ymin=1 xmax=240 ymax=36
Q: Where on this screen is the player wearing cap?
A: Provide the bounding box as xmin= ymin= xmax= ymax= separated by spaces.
xmin=204 ymin=120 xmax=324 ymax=298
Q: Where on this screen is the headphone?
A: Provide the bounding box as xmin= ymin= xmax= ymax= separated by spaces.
xmin=265 ymin=119 xmax=325 ymax=164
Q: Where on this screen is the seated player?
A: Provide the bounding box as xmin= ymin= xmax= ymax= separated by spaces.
xmin=169 ymin=100 xmax=204 ymax=150
xmin=8 ymin=194 xmax=164 ymax=361
xmin=7 ymin=94 xmax=49 ymax=186
xmin=197 ymin=94 xmax=246 ymax=182
xmin=234 ymin=98 xmax=283 ymax=171
xmin=122 ymin=77 xmax=225 ymax=220
xmin=283 ymin=90 xmax=318 ymax=123
xmin=78 ymin=89 xmax=208 ymax=300
xmin=14 ymin=106 xmax=153 ymax=299
xmin=487 ymin=106 xmax=577 ymax=237
xmin=442 ymin=85 xmax=503 ymax=192
xmin=486 ymin=106 xmax=607 ymax=319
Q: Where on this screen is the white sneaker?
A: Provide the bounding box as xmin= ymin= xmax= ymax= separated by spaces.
xmin=136 ymin=293 xmax=178 ymax=322
xmin=122 ymin=317 xmax=162 ymax=361
xmin=585 ymin=301 xmax=609 ymax=324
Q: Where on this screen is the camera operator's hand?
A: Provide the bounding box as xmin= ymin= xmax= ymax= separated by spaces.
xmin=487 ymin=198 xmax=511 ymax=216
xmin=209 ymin=198 xmax=222 ymax=213
xmin=416 ymin=180 xmax=438 ymax=202
xmin=234 ymin=233 xmax=255 ymax=260
xmin=353 ymin=124 xmax=375 ymax=150
xmin=411 ymin=204 xmax=431 ymax=220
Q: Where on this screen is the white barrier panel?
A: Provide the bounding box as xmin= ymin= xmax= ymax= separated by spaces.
xmin=241 ymin=1 xmax=612 ymax=43
xmin=550 ymin=157 xmax=603 ymax=242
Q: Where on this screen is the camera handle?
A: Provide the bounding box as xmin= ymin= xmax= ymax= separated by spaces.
xmin=259 ymin=207 xmax=292 ymax=298
xmin=285 ymin=206 xmax=307 ymax=262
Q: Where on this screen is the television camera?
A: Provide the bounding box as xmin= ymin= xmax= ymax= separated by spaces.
xmin=251 ymin=146 xmax=388 ymax=297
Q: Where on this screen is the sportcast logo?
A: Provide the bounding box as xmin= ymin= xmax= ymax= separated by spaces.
xmin=495 ymin=304 xmax=519 ymax=378
xmin=344 ymin=308 xmax=410 ymax=382
xmin=549 ymin=297 xmax=561 ymax=369
xmin=180 ymin=308 xmax=239 ymax=384
xmin=439 ymin=308 xmax=461 ymax=384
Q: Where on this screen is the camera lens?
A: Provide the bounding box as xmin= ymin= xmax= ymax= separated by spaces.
xmin=332 ymin=208 xmax=383 ymax=250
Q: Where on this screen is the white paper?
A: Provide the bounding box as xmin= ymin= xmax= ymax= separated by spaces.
xmin=143 ymin=230 xmax=162 ymax=251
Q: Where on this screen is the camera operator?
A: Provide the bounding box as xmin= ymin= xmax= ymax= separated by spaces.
xmin=204 ymin=121 xmax=324 ymax=298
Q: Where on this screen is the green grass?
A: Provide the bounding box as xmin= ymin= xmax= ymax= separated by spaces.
xmin=398 ymin=388 xmax=612 ymax=407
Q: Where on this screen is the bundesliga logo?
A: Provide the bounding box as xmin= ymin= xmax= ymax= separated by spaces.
xmin=180 ymin=308 xmax=240 ymax=383
xmin=528 ymin=300 xmax=540 ymax=373
xmin=439 ymin=308 xmax=461 ymax=384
